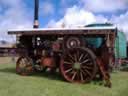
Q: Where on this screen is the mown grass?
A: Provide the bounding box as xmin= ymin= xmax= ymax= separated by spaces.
xmin=0 ymin=57 xmax=128 ymax=96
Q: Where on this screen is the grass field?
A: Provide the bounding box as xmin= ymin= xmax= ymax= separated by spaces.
xmin=0 ymin=57 xmax=128 ymax=96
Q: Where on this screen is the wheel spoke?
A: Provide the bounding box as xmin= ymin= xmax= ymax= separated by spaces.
xmin=19 ymin=59 xmax=26 ymax=68
xmin=69 ymin=59 xmax=74 ymax=64
xmin=79 ymin=54 xmax=84 ymax=62
xmin=71 ymin=71 xmax=77 ymax=80
xmin=64 ymin=61 xmax=73 ymax=65
xmin=74 ymin=54 xmax=77 ymax=62
xmin=65 ymin=68 xmax=73 ymax=73
xmin=27 ymin=60 xmax=32 ymax=65
xmin=26 ymin=66 xmax=32 ymax=70
xmin=24 ymin=59 xmax=32 ymax=67
xmin=83 ymin=69 xmax=92 ymax=77
xmin=80 ymin=71 xmax=84 ymax=81
xmin=77 ymin=50 xmax=80 ymax=61
xmin=82 ymin=65 xmax=93 ymax=70
xmin=82 ymin=53 xmax=88 ymax=60
xmin=26 ymin=64 xmax=32 ymax=68
xmin=24 ymin=58 xmax=29 ymax=65
xmin=81 ymin=69 xmax=87 ymax=76
xmin=68 ymin=53 xmax=74 ymax=61
xmin=21 ymin=59 xmax=25 ymax=64
xmin=84 ymin=63 xmax=93 ymax=65
xmin=81 ymin=59 xmax=91 ymax=64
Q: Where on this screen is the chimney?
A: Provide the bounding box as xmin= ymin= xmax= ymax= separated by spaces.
xmin=33 ymin=0 xmax=39 ymax=28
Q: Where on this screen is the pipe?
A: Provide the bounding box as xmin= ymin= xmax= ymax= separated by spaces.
xmin=33 ymin=0 xmax=39 ymax=28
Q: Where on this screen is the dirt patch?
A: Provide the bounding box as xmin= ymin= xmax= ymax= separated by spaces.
xmin=0 ymin=57 xmax=17 ymax=64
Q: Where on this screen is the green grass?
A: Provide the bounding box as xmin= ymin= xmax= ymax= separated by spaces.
xmin=0 ymin=60 xmax=128 ymax=96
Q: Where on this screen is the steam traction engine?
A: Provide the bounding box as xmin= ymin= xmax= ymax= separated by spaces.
xmin=8 ymin=0 xmax=116 ymax=87
xmin=8 ymin=27 xmax=116 ymax=87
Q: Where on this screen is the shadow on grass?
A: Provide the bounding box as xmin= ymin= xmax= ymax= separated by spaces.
xmin=32 ymin=71 xmax=64 ymax=82
xmin=0 ymin=67 xmax=16 ymax=74
xmin=0 ymin=67 xmax=64 ymax=82
xmin=0 ymin=67 xmax=105 ymax=86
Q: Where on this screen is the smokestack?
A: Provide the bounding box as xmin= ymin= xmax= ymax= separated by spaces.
xmin=33 ymin=0 xmax=39 ymax=28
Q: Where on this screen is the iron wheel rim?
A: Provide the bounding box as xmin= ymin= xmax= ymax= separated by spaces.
xmin=60 ymin=47 xmax=97 ymax=83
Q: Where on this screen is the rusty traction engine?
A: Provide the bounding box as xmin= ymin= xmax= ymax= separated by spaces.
xmin=8 ymin=0 xmax=116 ymax=87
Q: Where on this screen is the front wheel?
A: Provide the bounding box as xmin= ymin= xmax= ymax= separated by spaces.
xmin=16 ymin=56 xmax=34 ymax=75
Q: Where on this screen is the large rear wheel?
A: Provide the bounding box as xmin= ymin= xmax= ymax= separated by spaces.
xmin=60 ymin=47 xmax=97 ymax=83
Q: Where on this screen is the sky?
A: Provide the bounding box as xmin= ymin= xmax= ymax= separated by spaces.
xmin=0 ymin=0 xmax=128 ymax=42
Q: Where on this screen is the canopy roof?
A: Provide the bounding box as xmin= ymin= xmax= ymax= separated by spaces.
xmin=8 ymin=26 xmax=117 ymax=36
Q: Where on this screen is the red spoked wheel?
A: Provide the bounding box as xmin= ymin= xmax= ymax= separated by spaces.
xmin=60 ymin=47 xmax=97 ymax=83
xmin=16 ymin=56 xmax=34 ymax=75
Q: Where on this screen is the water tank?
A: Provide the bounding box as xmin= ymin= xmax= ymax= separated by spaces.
xmin=85 ymin=23 xmax=113 ymax=48
xmin=115 ymin=31 xmax=127 ymax=58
